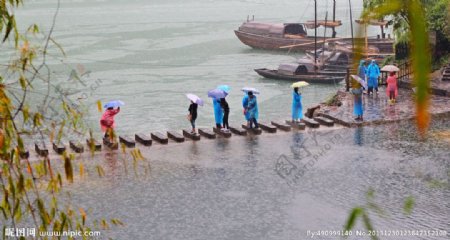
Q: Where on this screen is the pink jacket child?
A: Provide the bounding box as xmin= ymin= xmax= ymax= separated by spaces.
xmin=100 ymin=107 xmax=120 ymax=137
xmin=386 ymin=72 xmax=398 ymax=101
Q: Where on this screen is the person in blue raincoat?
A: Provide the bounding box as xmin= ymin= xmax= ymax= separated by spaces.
xmin=357 ymin=59 xmax=367 ymax=91
xmin=352 ymin=85 xmax=364 ymax=121
xmin=242 ymin=93 xmax=250 ymax=127
xmin=213 ymin=98 xmax=223 ymax=128
xmin=245 ymin=91 xmax=259 ymax=129
xmin=291 ymin=87 xmax=303 ymax=122
xmin=366 ymin=59 xmax=380 ymax=95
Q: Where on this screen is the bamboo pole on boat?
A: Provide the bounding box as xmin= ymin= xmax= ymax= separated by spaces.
xmin=314 ymin=0 xmax=317 ymax=71
xmin=279 ymin=37 xmax=345 ymax=49
xmin=332 ymin=0 xmax=337 ymax=38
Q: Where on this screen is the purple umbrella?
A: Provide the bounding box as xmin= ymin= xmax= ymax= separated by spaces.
xmin=207 ymin=89 xmax=228 ymax=99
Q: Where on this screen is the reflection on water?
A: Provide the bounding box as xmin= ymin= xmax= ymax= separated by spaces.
xmin=65 ymin=120 xmax=450 ymax=240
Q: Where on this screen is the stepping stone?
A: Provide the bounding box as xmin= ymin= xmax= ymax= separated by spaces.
xmin=151 ymin=132 xmax=169 ymax=144
xmin=167 ymin=131 xmax=185 ymax=142
xmin=34 ymin=142 xmax=48 ymax=157
xmin=314 ymin=116 xmax=334 ymax=126
xmin=301 ymin=117 xmax=320 ymax=128
xmin=182 ymin=130 xmax=201 ymax=141
xmin=241 ymin=124 xmax=262 ymax=135
xmin=119 ymin=135 xmax=136 ymax=148
xmin=52 ymin=142 xmax=66 ymax=155
xmin=69 ymin=141 xmax=84 ymax=153
xmin=135 ymin=133 xmax=153 ymax=146
xmin=271 ymin=121 xmax=291 ymax=131
xmin=86 ymin=138 xmax=102 ymax=151
xmin=259 ymin=122 xmax=277 ymax=133
xmin=198 ymin=128 xmax=216 ymax=139
xmin=213 ymin=127 xmax=232 ymax=138
xmin=229 ymin=126 xmax=247 ymax=136
xmin=285 ymin=120 xmax=306 ymax=130
xmin=103 ymin=138 xmax=118 ymax=150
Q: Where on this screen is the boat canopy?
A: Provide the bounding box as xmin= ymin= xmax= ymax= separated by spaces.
xmin=278 ymin=63 xmax=310 ymax=75
xmin=355 ymin=19 xmax=389 ymax=26
xmin=238 ymin=22 xmax=307 ymax=36
xmin=305 ymin=20 xmax=342 ymax=29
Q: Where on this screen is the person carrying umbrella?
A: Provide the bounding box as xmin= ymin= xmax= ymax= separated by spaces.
xmin=100 ymin=100 xmax=123 ymax=139
xmin=246 ymin=91 xmax=259 ymax=129
xmin=366 ymin=59 xmax=380 ymax=95
xmin=208 ymin=89 xmax=227 ymax=129
xmin=186 ymin=94 xmax=203 ymax=134
xmin=292 ymin=87 xmax=303 ymax=122
xmin=386 ymin=71 xmax=398 ymax=104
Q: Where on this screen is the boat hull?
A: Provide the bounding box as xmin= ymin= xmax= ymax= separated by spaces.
xmin=254 ymin=68 xmax=345 ymax=84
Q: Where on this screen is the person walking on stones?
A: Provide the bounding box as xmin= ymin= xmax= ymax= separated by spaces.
xmin=386 ymin=71 xmax=398 ymax=104
xmin=246 ymin=91 xmax=259 ymax=129
xmin=291 ymin=87 xmax=303 ymax=122
xmin=357 ymin=59 xmax=367 ymax=92
xmin=242 ymin=92 xmax=250 ymax=127
xmin=100 ymin=106 xmax=120 ymax=139
xmin=213 ymin=98 xmax=223 ymax=129
xmin=188 ymin=100 xmax=198 ymax=134
xmin=351 ymin=84 xmax=364 ymax=121
xmin=220 ymin=98 xmax=230 ymax=132
xmin=367 ymin=59 xmax=380 ymax=95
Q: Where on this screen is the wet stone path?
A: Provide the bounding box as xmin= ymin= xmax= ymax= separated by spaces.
xmin=319 ymin=87 xmax=450 ymax=127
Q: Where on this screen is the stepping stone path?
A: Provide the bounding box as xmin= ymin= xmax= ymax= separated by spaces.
xmin=271 ymin=121 xmax=291 ymax=131
xmin=213 ymin=127 xmax=232 ymax=138
xmin=242 ymin=124 xmax=262 ymax=135
xmin=301 ymin=117 xmax=320 ymax=128
xmin=167 ymin=131 xmax=185 ymax=142
xmin=119 ymin=135 xmax=136 ymax=148
xmin=151 ymin=132 xmax=169 ymax=144
xmin=198 ymin=128 xmax=216 ymax=139
xmin=35 ymin=142 xmax=48 ymax=157
xmin=52 ymin=142 xmax=66 ymax=155
xmin=135 ymin=133 xmax=152 ymax=146
xmin=314 ymin=116 xmax=334 ymax=126
xmin=182 ymin=130 xmax=201 ymax=141
xmin=259 ymin=122 xmax=277 ymax=133
xmin=69 ymin=140 xmax=84 ymax=153
xmin=286 ymin=120 xmax=306 ymax=130
xmin=86 ymin=138 xmax=102 ymax=151
xmin=103 ymin=138 xmax=118 ymax=150
xmin=229 ymin=126 xmax=247 ymax=136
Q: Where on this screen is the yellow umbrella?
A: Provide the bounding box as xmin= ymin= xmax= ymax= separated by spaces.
xmin=291 ymin=81 xmax=310 ymax=88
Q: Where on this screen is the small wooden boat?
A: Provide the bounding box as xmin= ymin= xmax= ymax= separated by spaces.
xmin=255 ymin=64 xmax=345 ymax=84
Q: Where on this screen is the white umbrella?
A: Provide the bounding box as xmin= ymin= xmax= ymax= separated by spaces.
xmin=381 ymin=65 xmax=400 ymax=72
xmin=241 ymin=87 xmax=260 ymax=94
xmin=186 ymin=93 xmax=204 ymax=106
xmin=351 ymin=75 xmax=368 ymax=89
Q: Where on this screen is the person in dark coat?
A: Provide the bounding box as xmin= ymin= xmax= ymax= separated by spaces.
xmin=220 ymin=98 xmax=230 ymax=132
xmin=188 ymin=101 xmax=198 ymax=134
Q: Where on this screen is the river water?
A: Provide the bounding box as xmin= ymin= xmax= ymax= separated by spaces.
xmin=10 ymin=0 xmax=376 ymax=134
xmin=4 ymin=1 xmax=449 ymax=240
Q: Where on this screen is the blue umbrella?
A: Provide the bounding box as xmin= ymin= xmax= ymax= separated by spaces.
xmin=104 ymin=100 xmax=125 ymax=109
xmin=217 ymin=85 xmax=230 ymax=93
xmin=208 ymin=89 xmax=228 ymax=99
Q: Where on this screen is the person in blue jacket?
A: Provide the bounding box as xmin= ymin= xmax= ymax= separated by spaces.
xmin=242 ymin=93 xmax=250 ymax=127
xmin=246 ymin=91 xmax=259 ymax=129
xmin=213 ymin=98 xmax=223 ymax=128
xmin=357 ymin=59 xmax=367 ymax=91
xmin=366 ymin=59 xmax=380 ymax=95
xmin=291 ymin=87 xmax=303 ymax=122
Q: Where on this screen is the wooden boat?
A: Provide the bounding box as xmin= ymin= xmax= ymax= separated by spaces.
xmin=254 ymin=63 xmax=345 ymax=84
xmin=234 ymin=21 xmax=340 ymax=51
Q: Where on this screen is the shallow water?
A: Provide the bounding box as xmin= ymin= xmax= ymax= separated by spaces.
xmin=61 ymin=120 xmax=450 ymax=240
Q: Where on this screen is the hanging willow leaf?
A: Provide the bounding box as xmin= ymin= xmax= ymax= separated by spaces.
xmin=403 ymin=196 xmax=415 ymax=215
xmin=97 ymin=100 xmax=102 ymax=113
xmin=64 ymin=155 xmax=73 ymax=183
xmin=344 ymin=207 xmax=363 ymax=232
xmin=362 ymin=211 xmax=378 ymax=240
